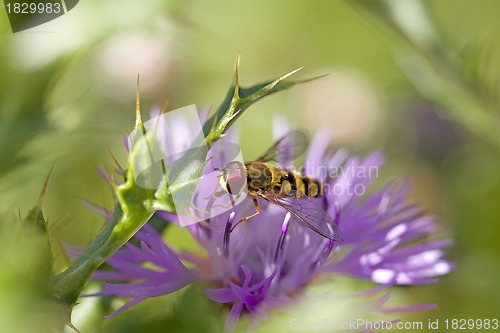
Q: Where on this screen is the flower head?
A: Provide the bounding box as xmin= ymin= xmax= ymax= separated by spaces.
xmin=87 ymin=113 xmax=453 ymax=331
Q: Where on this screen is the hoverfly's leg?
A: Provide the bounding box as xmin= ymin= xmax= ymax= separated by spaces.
xmin=199 ymin=192 xmax=241 ymax=211
xmin=228 ymin=192 xmax=236 ymax=208
xmin=202 ymin=181 xmax=237 ymax=205
xmin=230 ymin=198 xmax=260 ymax=233
xmin=190 ymin=192 xmax=220 ymax=217
xmin=212 ymin=193 xmax=238 ymax=209
xmin=204 ymin=181 xmax=224 ymax=200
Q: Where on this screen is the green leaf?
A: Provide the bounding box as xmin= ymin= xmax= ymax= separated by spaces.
xmin=204 ymin=56 xmax=318 ymax=144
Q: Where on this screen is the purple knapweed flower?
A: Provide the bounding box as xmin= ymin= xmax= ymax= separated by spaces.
xmin=87 ymin=112 xmax=453 ymax=331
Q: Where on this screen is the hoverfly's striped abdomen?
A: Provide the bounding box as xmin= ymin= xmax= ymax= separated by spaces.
xmin=245 ymin=162 xmax=324 ymax=199
xmin=283 ymin=170 xmax=323 ymax=199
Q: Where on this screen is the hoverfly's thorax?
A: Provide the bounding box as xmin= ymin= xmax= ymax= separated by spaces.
xmin=245 ymin=162 xmax=273 ymax=192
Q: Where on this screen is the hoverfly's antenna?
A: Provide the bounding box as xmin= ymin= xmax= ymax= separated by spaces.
xmin=214 ymin=167 xmax=224 ymax=179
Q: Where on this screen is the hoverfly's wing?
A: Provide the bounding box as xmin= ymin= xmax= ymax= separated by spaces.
xmin=256 ymin=130 xmax=308 ymax=164
xmin=258 ymin=193 xmax=343 ymax=241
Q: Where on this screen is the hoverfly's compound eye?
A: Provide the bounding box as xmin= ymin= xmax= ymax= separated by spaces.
xmin=218 ymin=161 xmax=246 ymax=195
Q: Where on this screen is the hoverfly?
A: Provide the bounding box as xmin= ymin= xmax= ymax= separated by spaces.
xmin=216 ymin=130 xmax=343 ymax=241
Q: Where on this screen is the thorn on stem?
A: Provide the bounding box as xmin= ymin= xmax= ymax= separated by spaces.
xmin=37 ymin=162 xmax=56 ymax=207
xmin=234 ymin=54 xmax=241 ymax=98
xmin=135 ymin=74 xmax=143 ymax=128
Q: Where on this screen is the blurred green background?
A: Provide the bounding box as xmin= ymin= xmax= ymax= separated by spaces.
xmin=1 ymin=0 xmax=500 ymax=332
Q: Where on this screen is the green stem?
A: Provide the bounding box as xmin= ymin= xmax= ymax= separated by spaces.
xmin=53 ymin=204 xmax=123 ymax=305
xmin=53 ymin=199 xmax=155 ymax=306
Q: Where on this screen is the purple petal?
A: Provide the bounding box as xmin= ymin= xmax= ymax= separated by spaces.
xmin=225 ymin=301 xmax=244 ymax=332
xmin=204 ymin=288 xmax=236 ymax=303
xmin=102 ymin=275 xmax=192 ymax=298
xmin=304 ymin=131 xmax=331 ymax=180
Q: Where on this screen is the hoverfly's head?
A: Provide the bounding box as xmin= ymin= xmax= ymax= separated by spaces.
xmin=216 ymin=161 xmax=246 ymax=195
